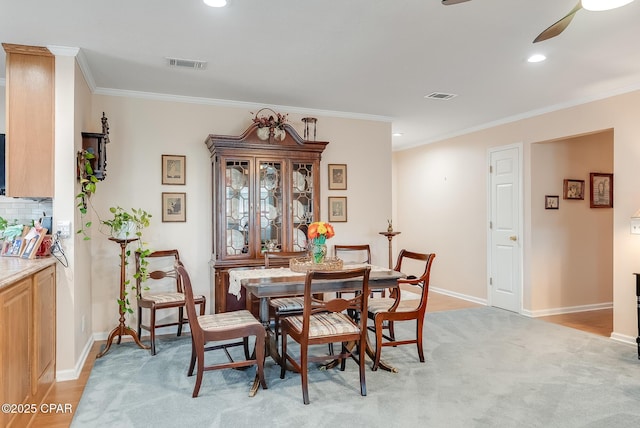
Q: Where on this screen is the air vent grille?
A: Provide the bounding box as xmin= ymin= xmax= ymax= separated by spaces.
xmin=167 ymin=57 xmax=207 ymax=70
xmin=424 ymin=92 xmax=457 ymax=100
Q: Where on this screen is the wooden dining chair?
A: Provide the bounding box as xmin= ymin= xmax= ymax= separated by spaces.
xmin=333 ymin=244 xmax=375 ymax=296
xmin=135 ymin=249 xmax=206 ymax=355
xmin=176 ymin=262 xmax=267 ymax=398
xmin=367 ymin=250 xmax=436 ymax=371
xmin=265 ymin=251 xmax=308 ymax=340
xmin=280 ymin=266 xmax=371 ymax=405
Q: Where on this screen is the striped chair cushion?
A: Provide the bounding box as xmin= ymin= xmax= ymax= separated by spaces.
xmin=286 ymin=312 xmax=360 ymax=337
xmin=368 ymin=298 xmax=420 ymax=315
xmin=269 ymin=297 xmax=304 ymax=313
xmin=140 ymin=292 xmax=205 ymax=304
xmin=197 ymin=310 xmax=261 ymax=332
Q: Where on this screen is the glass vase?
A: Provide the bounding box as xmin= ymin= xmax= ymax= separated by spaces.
xmin=310 ymin=242 xmax=327 ymax=264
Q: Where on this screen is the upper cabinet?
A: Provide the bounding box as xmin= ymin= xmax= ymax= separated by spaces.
xmin=206 ymin=121 xmax=328 ymax=313
xmin=2 ymin=44 xmax=55 ymax=198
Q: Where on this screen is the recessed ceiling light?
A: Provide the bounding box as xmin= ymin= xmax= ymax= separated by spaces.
xmin=204 ymin=0 xmax=227 ymax=7
xmin=527 ymin=54 xmax=546 ymax=63
xmin=392 ymin=133 xmax=403 ymax=137
xmin=582 ymin=0 xmax=634 ymax=11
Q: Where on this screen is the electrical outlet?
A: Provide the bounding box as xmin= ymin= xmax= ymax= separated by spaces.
xmin=631 ymin=218 xmax=640 ymax=235
xmin=57 ymin=221 xmax=71 ymax=239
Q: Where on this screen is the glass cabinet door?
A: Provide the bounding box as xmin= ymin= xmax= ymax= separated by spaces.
xmin=292 ymin=162 xmax=314 ymax=251
xmin=224 ymin=160 xmax=250 ymax=256
xmin=258 ymin=161 xmax=283 ymax=252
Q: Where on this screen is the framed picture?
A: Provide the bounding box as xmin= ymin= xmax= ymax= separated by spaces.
xmin=563 ymin=179 xmax=584 ymax=200
xmin=162 ymin=192 xmax=186 ymax=222
xmin=545 ymin=195 xmax=559 ymax=210
xmin=21 ymin=228 xmax=46 ymax=259
xmin=328 ymin=196 xmax=347 ymax=222
xmin=162 ymin=154 xmax=186 ymax=185
xmin=328 ymin=164 xmax=347 ymax=190
xmin=590 ymin=173 xmax=613 ymax=208
xmin=5 ymin=238 xmax=25 ymax=257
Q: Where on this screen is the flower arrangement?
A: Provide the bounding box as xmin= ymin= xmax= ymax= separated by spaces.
xmin=307 ymin=221 xmax=335 ymax=244
xmin=251 ymin=108 xmax=288 ymax=129
xmin=307 ymin=221 xmax=335 ymax=263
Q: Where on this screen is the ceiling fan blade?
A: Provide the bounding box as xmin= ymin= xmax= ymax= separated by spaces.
xmin=442 ymin=0 xmax=472 ymax=5
xmin=533 ymin=2 xmax=583 ymax=43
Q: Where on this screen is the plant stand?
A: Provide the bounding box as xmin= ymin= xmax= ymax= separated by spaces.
xmin=379 ymin=231 xmax=401 ymax=269
xmin=96 ymin=237 xmax=150 ymax=358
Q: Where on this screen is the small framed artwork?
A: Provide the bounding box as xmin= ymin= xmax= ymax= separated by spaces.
xmin=5 ymin=238 xmax=25 ymax=257
xmin=21 ymin=228 xmax=46 ymax=259
xmin=563 ymin=179 xmax=585 ymax=200
xmin=328 ymin=196 xmax=347 ymax=222
xmin=545 ymin=195 xmax=559 ymax=210
xmin=328 ymin=164 xmax=347 ymax=190
xmin=162 ymin=154 xmax=186 ymax=185
xmin=590 ymin=172 xmax=613 ymax=208
xmin=162 ymin=192 xmax=186 ymax=222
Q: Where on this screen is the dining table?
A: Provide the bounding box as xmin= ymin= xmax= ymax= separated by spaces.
xmin=228 ymin=263 xmax=405 ymax=396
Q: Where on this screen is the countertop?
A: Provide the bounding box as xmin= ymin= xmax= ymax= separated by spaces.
xmin=0 ymin=257 xmax=57 ymax=290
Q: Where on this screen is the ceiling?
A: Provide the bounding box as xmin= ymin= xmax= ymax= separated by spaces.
xmin=1 ymin=0 xmax=640 ymax=151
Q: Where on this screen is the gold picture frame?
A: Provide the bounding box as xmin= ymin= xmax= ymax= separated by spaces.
xmin=328 ymin=196 xmax=347 ymax=222
xmin=328 ymin=164 xmax=347 ymax=190
xmin=162 ymin=154 xmax=186 ymax=185
xmin=162 ymin=192 xmax=186 ymax=222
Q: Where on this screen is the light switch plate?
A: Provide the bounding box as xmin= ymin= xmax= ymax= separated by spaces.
xmin=57 ymin=221 xmax=71 ymax=239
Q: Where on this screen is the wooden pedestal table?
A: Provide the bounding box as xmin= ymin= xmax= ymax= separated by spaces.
xmin=379 ymin=231 xmax=401 ymax=269
xmin=97 ymin=237 xmax=150 ymax=358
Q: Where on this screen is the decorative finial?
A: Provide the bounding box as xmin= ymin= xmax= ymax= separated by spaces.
xmin=387 ymin=219 xmax=393 ymax=233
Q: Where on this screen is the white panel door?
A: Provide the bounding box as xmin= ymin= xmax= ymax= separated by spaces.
xmin=488 ymin=145 xmax=522 ymax=313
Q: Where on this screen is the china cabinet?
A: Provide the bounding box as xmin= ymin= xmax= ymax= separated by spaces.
xmin=206 ymin=122 xmax=328 ymax=313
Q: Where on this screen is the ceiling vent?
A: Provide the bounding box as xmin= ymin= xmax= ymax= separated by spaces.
xmin=424 ymin=92 xmax=457 ymax=100
xmin=166 ymin=57 xmax=207 ymax=70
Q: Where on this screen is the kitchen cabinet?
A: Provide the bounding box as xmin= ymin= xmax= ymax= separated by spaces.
xmin=2 ymin=43 xmax=55 ymax=198
xmin=205 ymin=122 xmax=328 ymax=313
xmin=0 ymin=261 xmax=56 ymax=428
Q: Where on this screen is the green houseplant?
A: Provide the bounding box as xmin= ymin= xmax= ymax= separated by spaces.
xmin=76 ymin=149 xmax=99 ymax=240
xmin=102 ymin=206 xmax=153 ymax=318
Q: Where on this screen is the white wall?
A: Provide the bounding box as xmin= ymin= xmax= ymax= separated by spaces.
xmin=530 ymin=131 xmax=613 ymax=313
xmin=86 ymin=95 xmax=393 ymax=336
xmin=394 ymin=89 xmax=640 ymax=341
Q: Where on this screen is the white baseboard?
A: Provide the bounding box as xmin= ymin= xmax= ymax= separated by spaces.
xmin=523 ymin=302 xmax=613 ymax=318
xmin=610 ymin=332 xmax=637 ymax=347
xmin=56 ymin=335 xmax=94 ymax=381
xmin=430 ymin=286 xmax=488 ymax=306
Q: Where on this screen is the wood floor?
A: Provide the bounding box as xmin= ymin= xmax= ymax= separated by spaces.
xmin=29 ymin=293 xmax=613 ymax=427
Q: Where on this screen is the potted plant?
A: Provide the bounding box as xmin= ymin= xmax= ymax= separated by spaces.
xmin=102 ymin=206 xmax=153 ymax=317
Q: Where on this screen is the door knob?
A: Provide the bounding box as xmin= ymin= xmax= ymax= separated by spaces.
xmin=509 ymin=235 xmax=517 ymax=241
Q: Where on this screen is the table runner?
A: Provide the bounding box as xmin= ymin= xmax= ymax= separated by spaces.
xmin=228 ymin=264 xmax=391 ymax=299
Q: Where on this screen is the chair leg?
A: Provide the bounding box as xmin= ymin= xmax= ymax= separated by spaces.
xmin=416 ymin=317 xmax=425 ymax=363
xmin=301 ymin=342 xmax=310 ymax=405
xmin=340 ymin=343 xmax=347 ymax=371
xmin=373 ymin=316 xmax=384 ymax=371
xmin=150 ymin=309 xmax=157 ymax=356
xmin=358 ymin=340 xmax=367 ymax=397
xmin=137 ymin=306 xmax=142 ymax=339
xmin=188 ymin=338 xmax=196 ymax=376
xmin=273 ymin=313 xmax=280 ymax=341
xmin=177 ymin=307 xmax=184 ymax=337
xmin=280 ymin=331 xmax=288 ymax=380
xmin=192 ymin=349 xmax=205 ymax=398
xmin=243 ymin=337 xmax=251 ymax=360
xmin=388 ymin=320 xmax=396 ymax=341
